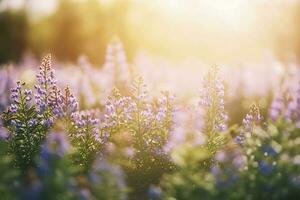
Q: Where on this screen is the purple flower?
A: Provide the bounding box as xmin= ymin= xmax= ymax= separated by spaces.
xmin=102 ymin=88 xmax=132 ymax=132
xmin=235 ymin=104 xmax=262 ymax=144
xmin=28 ymin=119 xmax=37 ymax=127
xmin=262 ymin=146 xmax=277 ymax=157
xmin=199 ymin=66 xmax=228 ymax=133
xmin=269 ymin=95 xmax=285 ymax=121
xmin=102 ymin=40 xmax=130 ymax=88
xmin=285 ymin=82 xmax=300 ymax=124
xmin=49 ymin=86 xmax=78 ymax=118
xmin=8 ymin=82 xmax=33 ymax=114
xmin=42 ymin=117 xmax=54 ymax=127
xmin=10 ymin=89 xmax=19 ymax=103
xmin=38 ymin=132 xmax=70 ymax=176
xmin=34 ymin=54 xmax=58 ymax=114
xmin=9 ymin=104 xmax=18 ymax=113
xmin=258 ymin=161 xmax=273 ymax=174
xmin=72 ymin=110 xmax=104 ymax=144
xmin=24 ymin=89 xmax=32 ymax=102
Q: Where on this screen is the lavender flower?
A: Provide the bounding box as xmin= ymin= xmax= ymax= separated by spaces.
xmin=102 ymin=40 xmax=131 ymax=89
xmin=242 ymin=104 xmax=262 ymax=131
xmin=71 ymin=110 xmax=104 ymax=168
xmin=3 ymin=81 xmax=47 ymax=170
xmin=199 ymin=66 xmax=228 ymax=134
xmin=285 ymin=82 xmax=300 ymax=125
xmin=49 ymin=85 xmax=64 ymax=118
xmin=8 ymin=82 xmax=32 ymax=114
xmin=49 ymin=86 xmax=78 ymax=119
xmin=102 ymin=88 xmax=132 ymax=134
xmin=269 ymin=94 xmax=284 ymax=121
xmin=235 ymin=104 xmax=262 ymax=144
xmin=127 ymin=78 xmax=175 ymax=156
xmin=34 ymin=54 xmax=57 ymax=115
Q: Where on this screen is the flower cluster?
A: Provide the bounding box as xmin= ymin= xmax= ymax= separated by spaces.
xmin=269 ymin=94 xmax=285 ymax=121
xmin=269 ymin=80 xmax=300 ymax=127
xmin=3 ymin=81 xmax=48 ymax=171
xmin=235 ymin=104 xmax=263 ymax=144
xmin=70 ymin=110 xmax=104 ymax=169
xmin=285 ymin=82 xmax=300 ymax=125
xmin=102 ymin=88 xmax=132 ymax=135
xmin=38 ymin=132 xmax=70 ymax=176
xmin=49 ymin=86 xmax=78 ymax=119
xmin=127 ymin=78 xmax=174 ymax=153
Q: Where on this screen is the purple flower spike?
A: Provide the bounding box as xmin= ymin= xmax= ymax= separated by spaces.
xmin=34 ymin=54 xmax=58 ymax=114
xmin=199 ymin=66 xmax=228 ymax=134
xmin=235 ymin=104 xmax=262 ymax=144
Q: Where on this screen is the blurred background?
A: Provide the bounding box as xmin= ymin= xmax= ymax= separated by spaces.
xmin=0 ymin=0 xmax=300 ymax=66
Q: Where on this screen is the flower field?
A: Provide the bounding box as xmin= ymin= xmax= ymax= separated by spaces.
xmin=0 ymin=40 xmax=300 ymax=200
xmin=1 ymin=0 xmax=300 ymax=199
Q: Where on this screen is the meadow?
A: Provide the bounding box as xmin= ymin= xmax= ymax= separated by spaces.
xmin=0 ymin=40 xmax=300 ymax=200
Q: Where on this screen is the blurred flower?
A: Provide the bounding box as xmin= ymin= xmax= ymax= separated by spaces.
xmin=148 ymin=184 xmax=162 ymax=200
xmin=199 ymin=66 xmax=228 ymax=133
xmin=258 ymin=161 xmax=273 ymax=174
xmin=285 ymin=82 xmax=300 ymax=126
xmin=38 ymin=132 xmax=69 ymax=176
xmin=0 ymin=65 xmax=15 ymax=112
xmin=235 ymin=104 xmax=262 ymax=144
xmin=102 ymin=39 xmax=131 ymax=89
xmin=0 ymin=119 xmax=9 ymax=139
xmin=269 ymin=94 xmax=284 ymax=121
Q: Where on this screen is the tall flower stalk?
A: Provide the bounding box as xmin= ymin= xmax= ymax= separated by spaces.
xmin=199 ymin=66 xmax=228 ymax=155
xmin=34 ymin=54 xmax=57 ymax=127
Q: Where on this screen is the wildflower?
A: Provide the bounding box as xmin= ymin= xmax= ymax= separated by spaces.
xmin=3 ymin=81 xmax=47 ymax=170
xmin=235 ymin=104 xmax=262 ymax=144
xmin=9 ymin=104 xmax=18 ymax=113
xmin=269 ymin=95 xmax=284 ymax=121
xmin=258 ymin=161 xmax=273 ymax=174
xmin=262 ymin=146 xmax=277 ymax=157
xmin=103 ymin=40 xmax=131 ymax=89
xmin=71 ymin=110 xmax=104 ymax=168
xmin=285 ymin=82 xmax=300 ymax=125
xmin=49 ymin=86 xmax=78 ymax=119
xmin=199 ymin=66 xmax=228 ymax=134
xmin=102 ymin=88 xmax=132 ymax=133
xmin=34 ymin=54 xmax=57 ymax=115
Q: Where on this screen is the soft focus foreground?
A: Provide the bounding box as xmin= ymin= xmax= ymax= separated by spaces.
xmin=1 ymin=1 xmax=300 ymax=200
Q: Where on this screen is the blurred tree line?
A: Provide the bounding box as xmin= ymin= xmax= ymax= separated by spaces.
xmin=0 ymin=0 xmax=134 ymax=65
xmin=0 ymin=8 xmax=28 ymax=64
